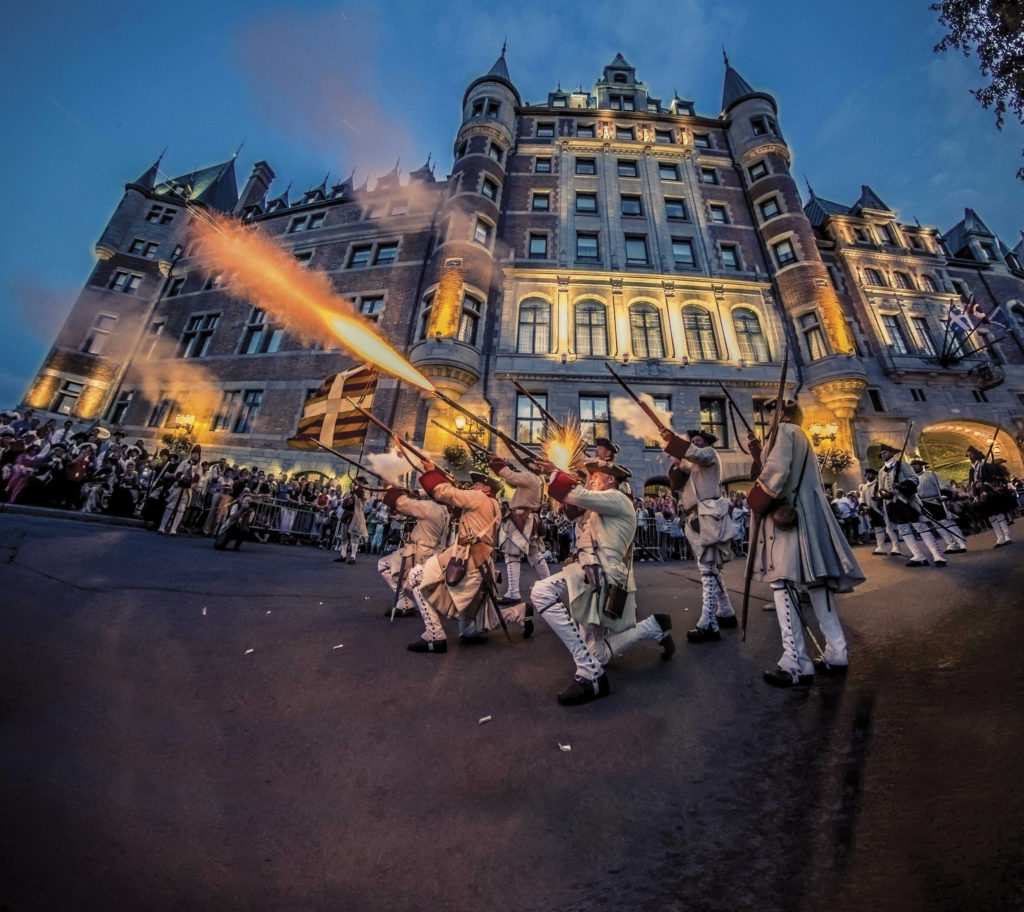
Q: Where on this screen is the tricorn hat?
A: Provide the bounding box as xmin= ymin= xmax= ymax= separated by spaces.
xmin=584 ymin=459 xmax=632 ymax=483
xmin=966 ymin=445 xmax=984 ymax=459
xmin=354 ymin=475 xmax=368 ymax=484
xmin=469 ymin=471 xmax=503 ymax=494
xmin=593 ymin=437 xmax=619 ymax=455
xmin=764 ymin=397 xmax=800 ymax=412
xmin=686 ymin=428 xmax=718 ymax=446
xmin=909 ymin=457 xmax=927 ymax=466
xmin=877 ymin=442 xmax=899 ymax=454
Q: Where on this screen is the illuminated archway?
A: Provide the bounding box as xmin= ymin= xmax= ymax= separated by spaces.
xmin=917 ymin=422 xmax=1022 ymax=482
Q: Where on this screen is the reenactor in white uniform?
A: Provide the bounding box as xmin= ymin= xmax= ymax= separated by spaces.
xmin=858 ymin=468 xmax=894 ymax=555
xmin=660 ymin=427 xmax=737 ymax=642
xmin=378 ymin=487 xmax=450 ymax=618
xmin=967 ymin=445 xmax=1015 ymax=547
xmin=489 ymin=455 xmax=551 ymax=604
xmin=877 ymin=444 xmax=946 ymax=567
xmin=910 ymin=457 xmax=967 ymax=553
xmin=530 ymin=459 xmax=673 ymax=705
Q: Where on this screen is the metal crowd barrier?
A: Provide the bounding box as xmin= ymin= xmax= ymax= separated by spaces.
xmin=248 ymin=497 xmax=328 ymax=541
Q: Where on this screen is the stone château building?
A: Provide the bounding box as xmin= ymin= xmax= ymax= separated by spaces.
xmin=22 ymin=52 xmax=1024 ymax=489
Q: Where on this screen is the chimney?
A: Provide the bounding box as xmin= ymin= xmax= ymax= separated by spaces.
xmin=234 ymin=160 xmax=275 ymax=214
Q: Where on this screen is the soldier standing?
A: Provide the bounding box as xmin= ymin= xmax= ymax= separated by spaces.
xmin=489 ymin=455 xmax=551 ymax=605
xmin=748 ymin=399 xmax=865 ymax=687
xmin=877 ymin=443 xmax=946 ymax=567
xmin=377 ymin=487 xmax=449 ymax=618
xmin=910 ymin=457 xmax=967 ymax=553
xmin=967 ymin=445 xmax=1014 ymax=547
xmin=660 ymin=427 xmax=737 ymax=642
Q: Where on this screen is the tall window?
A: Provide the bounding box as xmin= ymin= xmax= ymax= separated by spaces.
xmin=864 ymin=268 xmax=885 ymax=286
xmin=577 ymin=232 xmax=599 ymax=262
xmin=178 ymin=313 xmax=220 ymax=358
xmin=108 ymin=390 xmax=134 ymax=425
xmin=528 ymin=234 xmax=548 ymax=259
xmin=625 ymin=235 xmax=649 ymax=265
xmin=920 ymin=274 xmax=938 ymax=292
xmin=799 ymin=312 xmax=828 ymax=360
xmin=911 ymin=316 xmax=938 ymax=357
xmin=373 ymin=242 xmax=398 ymax=265
xmin=82 ymin=314 xmax=117 ymax=355
xmin=211 ymin=390 xmax=240 ymax=431
xmin=147 ymin=392 xmax=173 ymax=428
xmin=474 ymin=220 xmax=493 ymax=246
xmin=516 ymin=393 xmax=547 ymax=444
xmin=752 ymin=398 xmax=770 ymax=440
xmin=682 ymin=306 xmax=720 ymax=360
xmin=239 ymin=307 xmax=284 ymax=354
xmin=665 ymin=198 xmax=688 ymax=220
xmin=576 ymin=192 xmax=598 ymax=214
xmin=893 ymin=271 xmax=914 ymax=289
xmin=645 ymin=396 xmax=671 ymax=449
xmin=732 ymin=309 xmax=770 ymax=362
xmin=143 ymin=320 xmax=165 ymax=359
xmin=458 ymin=294 xmax=483 ymax=345
xmin=772 ymin=238 xmax=796 ymax=266
xmin=579 ymin=395 xmax=610 ymax=443
xmin=517 ymin=299 xmax=551 ymax=354
xmin=698 ymin=397 xmax=728 ymax=448
xmin=672 ymin=238 xmax=695 ymax=268
xmin=882 ymin=314 xmax=911 ymax=355
xmin=232 ymin=390 xmax=263 ymax=434
xmin=575 ymin=301 xmax=608 ymax=356
xmin=721 ymin=245 xmax=741 ymax=270
xmin=630 ymin=304 xmax=664 ymax=359
xmin=52 ymin=380 xmax=84 ymax=416
xmin=109 ymin=271 xmax=142 ymax=294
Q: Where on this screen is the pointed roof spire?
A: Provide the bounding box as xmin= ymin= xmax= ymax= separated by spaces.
xmin=804 ymin=174 xmax=815 ymax=199
xmin=852 ymin=184 xmax=892 ymax=214
xmin=487 ymin=47 xmax=510 ymax=81
xmin=155 ymin=158 xmax=238 ymax=211
xmin=721 ymin=57 xmax=777 ymax=115
xmin=132 ymin=148 xmax=166 ymax=190
xmin=465 ymin=48 xmax=520 ymax=107
xmin=722 ymin=46 xmax=729 ymax=67
xmin=233 ymin=139 xmax=245 ymax=159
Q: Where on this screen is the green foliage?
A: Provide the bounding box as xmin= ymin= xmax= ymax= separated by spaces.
xmin=161 ymin=427 xmax=196 ymax=456
xmin=442 ymin=443 xmax=468 ymax=470
xmin=817 ymin=448 xmax=855 ymax=473
xmin=932 ymin=0 xmax=1024 ymax=180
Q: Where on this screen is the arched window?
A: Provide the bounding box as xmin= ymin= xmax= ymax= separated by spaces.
xmin=865 ymin=268 xmax=885 ymax=286
xmin=920 ymin=274 xmax=938 ymax=292
xmin=630 ymin=304 xmax=664 ymax=359
xmin=575 ymin=301 xmax=608 ymax=356
xmin=893 ymin=271 xmax=914 ymax=290
xmin=458 ymin=293 xmax=483 ymax=346
xmin=732 ymin=309 xmax=770 ymax=363
xmin=517 ymin=298 xmax=551 ymax=354
xmin=682 ymin=306 xmax=720 ymax=360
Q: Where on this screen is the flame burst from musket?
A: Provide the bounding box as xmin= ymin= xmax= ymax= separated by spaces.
xmin=542 ymin=418 xmax=585 ymax=473
xmin=190 ymin=213 xmax=434 ymax=392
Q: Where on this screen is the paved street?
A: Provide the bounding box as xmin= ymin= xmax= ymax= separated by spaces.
xmin=1 ymin=513 xmax=1022 ymax=912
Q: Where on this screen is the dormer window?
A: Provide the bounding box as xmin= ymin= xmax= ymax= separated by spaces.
xmin=613 ymin=73 xmax=628 ymax=84
xmin=472 ymin=100 xmax=484 ymax=117
xmin=487 ymin=100 xmax=500 ymax=117
xmin=609 ymin=94 xmax=634 ymax=111
xmin=552 ymin=97 xmax=567 ymax=108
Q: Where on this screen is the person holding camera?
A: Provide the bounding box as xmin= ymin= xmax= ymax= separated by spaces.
xmin=748 ymin=399 xmax=864 ymax=687
xmin=530 ymin=459 xmax=673 ymax=706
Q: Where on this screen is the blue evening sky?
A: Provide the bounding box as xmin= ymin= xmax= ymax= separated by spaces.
xmin=1 ymin=0 xmax=1021 ymax=406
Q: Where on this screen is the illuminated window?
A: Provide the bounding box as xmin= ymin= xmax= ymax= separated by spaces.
xmin=579 ymin=395 xmax=610 ymax=442
xmin=699 ymin=397 xmax=728 ymax=448
xmin=51 ymin=380 xmax=84 ymax=416
xmin=733 ymin=309 xmax=770 ymax=362
xmin=517 ymin=299 xmax=551 ymax=354
xmin=516 ymin=393 xmax=547 ymax=444
xmin=575 ymin=301 xmax=608 ymax=356
xmin=82 ymin=314 xmax=117 ymax=355
xmin=630 ymin=304 xmax=663 ymax=358
xmin=458 ymin=293 xmax=483 ymax=345
xmin=864 ymin=268 xmax=885 ymax=286
xmin=882 ymin=314 xmax=911 ymax=355
xmin=683 ymin=306 xmax=719 ymax=360
xmin=799 ymin=312 xmax=828 ymax=360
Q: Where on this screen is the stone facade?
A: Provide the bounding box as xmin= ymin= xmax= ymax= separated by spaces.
xmin=21 ymin=53 xmax=1024 ymax=487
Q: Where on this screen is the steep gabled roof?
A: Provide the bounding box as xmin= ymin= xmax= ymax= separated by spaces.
xmin=851 ymin=184 xmax=892 ymax=215
xmin=155 ymin=159 xmax=238 ymax=212
xmin=131 ymin=152 xmax=164 ymax=191
xmin=805 ymin=195 xmax=851 ymax=227
xmin=943 ymin=207 xmax=997 ymax=259
xmin=464 ymin=48 xmax=521 ymax=107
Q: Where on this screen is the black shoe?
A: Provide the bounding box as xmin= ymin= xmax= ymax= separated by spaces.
xmin=498 ymin=596 xmax=522 ymax=606
xmin=813 ymin=659 xmax=849 ymax=677
xmin=905 ymin=560 xmax=927 ymax=567
xmin=333 ymin=556 xmax=346 ymax=563
xmin=385 ymin=607 xmax=417 ymax=618
xmin=945 ymin=547 xmax=967 ymax=554
xmin=686 ymin=625 xmax=721 ymax=643
xmin=557 ymin=673 xmax=610 ymax=706
xmin=523 ymin=601 xmax=534 ymax=639
xmin=652 ymin=613 xmax=675 ymax=660
xmin=934 ymin=559 xmax=947 ymax=567
xmin=458 ymin=634 xmax=489 ymax=645
xmin=763 ymin=667 xmax=814 ymax=688
xmin=716 ymin=614 xmax=738 ymax=628
xmin=407 ymin=639 xmax=447 ymax=653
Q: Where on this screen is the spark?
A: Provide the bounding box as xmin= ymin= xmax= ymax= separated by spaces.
xmin=542 ymin=418 xmax=585 ymax=472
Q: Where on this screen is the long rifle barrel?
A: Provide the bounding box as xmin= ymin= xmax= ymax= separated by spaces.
xmin=431 ymin=389 xmax=539 ymax=464
xmin=506 ymin=375 xmax=560 ymax=428
xmin=429 ymin=419 xmax=494 ymax=457
xmin=311 ymin=439 xmax=384 ymax=479
xmin=604 ymin=362 xmax=671 ymax=434
xmin=716 ymin=382 xmax=755 ymax=435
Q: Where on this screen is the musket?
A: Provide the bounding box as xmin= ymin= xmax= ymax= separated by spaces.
xmin=345 ymin=397 xmax=453 ymax=482
xmin=604 ymin=362 xmax=671 ymax=435
xmin=983 ymin=424 xmax=1002 ymax=464
xmin=429 ymin=419 xmax=494 ymax=459
xmin=431 ymin=388 xmax=540 ymax=466
xmin=742 ymin=344 xmax=789 ymax=642
xmin=716 ymin=382 xmax=755 ymax=435
xmin=311 ymin=439 xmax=386 ymax=480
xmin=506 ymin=375 xmax=561 ymax=428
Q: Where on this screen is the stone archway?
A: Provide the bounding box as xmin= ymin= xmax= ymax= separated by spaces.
xmin=917 ymin=421 xmax=1023 ymax=483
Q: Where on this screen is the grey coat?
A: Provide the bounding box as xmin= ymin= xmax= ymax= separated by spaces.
xmin=752 ymin=422 xmax=865 ymax=591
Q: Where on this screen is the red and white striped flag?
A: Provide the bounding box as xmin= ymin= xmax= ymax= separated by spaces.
xmin=287 ymin=364 xmax=377 ymax=451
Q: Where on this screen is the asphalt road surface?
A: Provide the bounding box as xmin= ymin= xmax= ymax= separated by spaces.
xmin=1 ymin=514 xmax=1022 ymax=912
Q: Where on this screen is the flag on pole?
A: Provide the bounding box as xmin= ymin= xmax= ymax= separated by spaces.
xmin=287 ymin=364 xmax=377 ymax=450
xmin=948 ymin=302 xmax=974 ymax=336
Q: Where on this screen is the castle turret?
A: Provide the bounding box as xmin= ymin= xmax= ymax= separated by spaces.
xmin=722 ymin=59 xmax=867 ymax=428
xmin=410 ymin=49 xmax=519 ymax=399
